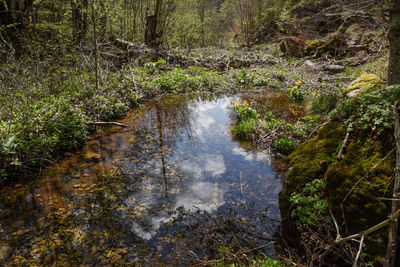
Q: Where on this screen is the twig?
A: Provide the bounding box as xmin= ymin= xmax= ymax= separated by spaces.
xmin=352 ymin=234 xmax=365 ymax=267
xmin=330 ymin=209 xmax=341 ymax=241
xmin=239 ymin=171 xmax=247 ymax=207
xmin=379 ymin=198 xmax=400 ymax=201
xmin=242 ymin=241 xmax=274 ymax=253
xmin=88 ymin=121 xmax=128 ymax=127
xmin=305 ymin=121 xmax=328 ymax=142
xmin=337 ymin=131 xmax=350 ymax=160
xmin=336 ymin=207 xmax=400 ymax=244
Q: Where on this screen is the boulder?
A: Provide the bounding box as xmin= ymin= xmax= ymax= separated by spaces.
xmin=344 ymin=73 xmax=384 ymax=98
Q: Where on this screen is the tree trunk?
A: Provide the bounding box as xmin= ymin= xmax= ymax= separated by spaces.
xmin=385 ymin=1 xmax=400 ymax=266
xmin=71 ymin=0 xmax=88 ymax=43
xmin=386 ymin=101 xmax=400 ymax=267
xmin=145 ymin=0 xmax=162 ymax=48
xmin=388 ymin=0 xmax=400 ymax=85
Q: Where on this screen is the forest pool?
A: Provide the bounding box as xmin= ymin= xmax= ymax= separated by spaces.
xmin=0 ymin=93 xmax=284 ymax=265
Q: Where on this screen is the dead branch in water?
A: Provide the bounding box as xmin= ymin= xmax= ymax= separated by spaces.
xmin=88 ymin=121 xmax=128 ymax=127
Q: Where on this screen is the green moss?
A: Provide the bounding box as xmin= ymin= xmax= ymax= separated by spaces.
xmin=279 ymin=119 xmax=395 ymax=264
xmin=325 ymin=137 xmax=394 ymax=264
xmin=326 ymin=138 xmax=394 ymax=231
xmin=343 ymin=73 xmax=385 ymax=97
xmin=279 ymin=121 xmax=346 ymax=216
xmin=304 ymin=40 xmax=325 ymax=55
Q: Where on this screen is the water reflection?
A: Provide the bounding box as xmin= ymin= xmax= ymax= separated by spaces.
xmin=0 ymin=93 xmax=282 ymax=265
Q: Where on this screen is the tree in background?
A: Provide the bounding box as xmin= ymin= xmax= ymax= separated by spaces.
xmin=71 ymin=0 xmax=88 ymax=43
xmin=388 ymin=0 xmax=400 ymax=85
xmin=0 ymin=0 xmax=33 ymax=53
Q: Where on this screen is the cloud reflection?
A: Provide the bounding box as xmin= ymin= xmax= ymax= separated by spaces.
xmin=130 ymin=181 xmax=225 ymax=240
xmin=181 ymin=153 xmax=226 ymax=178
xmin=190 ymin=99 xmax=231 ymax=141
xmin=232 ymin=147 xmax=272 ymax=166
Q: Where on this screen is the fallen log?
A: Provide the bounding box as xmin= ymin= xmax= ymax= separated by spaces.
xmin=114 ymin=38 xmax=139 ymax=50
xmin=88 ymin=121 xmax=128 ymax=127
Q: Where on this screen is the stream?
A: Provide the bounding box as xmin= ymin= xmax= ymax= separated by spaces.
xmin=0 ymin=93 xmax=285 ymax=265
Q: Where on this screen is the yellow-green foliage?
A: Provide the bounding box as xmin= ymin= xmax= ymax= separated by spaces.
xmin=343 ymin=73 xmax=385 ymax=97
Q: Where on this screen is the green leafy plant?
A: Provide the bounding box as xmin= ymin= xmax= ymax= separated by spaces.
xmin=325 ymin=140 xmax=343 ymax=164
xmin=276 ymin=138 xmax=296 ymax=155
xmin=0 ymin=135 xmax=17 ymax=156
xmin=143 ymin=59 xmax=167 ymax=74
xmin=290 ymin=179 xmax=330 ymax=225
xmin=329 ymin=85 xmax=400 ymax=133
xmin=231 ymin=118 xmax=257 ymax=140
xmin=287 ymin=80 xmax=305 ymax=103
xmin=232 ymin=100 xmax=259 ymax=122
xmin=152 ymin=67 xmax=224 ymax=93
xmin=310 ymin=91 xmax=339 ymax=114
xmin=235 ymin=69 xmax=255 ymax=85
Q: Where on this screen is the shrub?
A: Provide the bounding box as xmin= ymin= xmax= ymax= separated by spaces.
xmin=276 ymin=137 xmax=296 ymax=155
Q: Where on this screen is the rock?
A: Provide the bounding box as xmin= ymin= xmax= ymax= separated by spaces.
xmin=325 ymin=137 xmax=395 ymax=264
xmin=305 ymin=60 xmax=319 ymax=70
xmin=0 ymin=243 xmax=11 ymax=260
xmin=322 ymin=64 xmax=345 ymax=73
xmin=279 ymin=121 xmax=346 ymax=245
xmin=279 ymin=119 xmax=395 ymax=265
xmin=344 ymin=73 xmax=384 ymax=98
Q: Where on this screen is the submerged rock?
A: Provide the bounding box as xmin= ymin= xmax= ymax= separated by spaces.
xmin=0 ymin=243 xmax=11 ymax=261
xmin=83 ymin=151 xmax=101 ymax=160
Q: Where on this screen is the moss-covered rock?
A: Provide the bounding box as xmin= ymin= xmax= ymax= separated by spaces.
xmin=304 ymin=40 xmax=325 ymax=55
xmin=279 ymin=121 xmax=346 ymax=221
xmin=279 ymin=118 xmax=395 ymax=264
xmin=343 ymin=73 xmax=385 ymax=98
xmin=303 ymin=33 xmax=346 ymax=57
xmin=326 ymin=138 xmax=393 ymax=231
xmin=325 ymin=136 xmax=394 ymax=265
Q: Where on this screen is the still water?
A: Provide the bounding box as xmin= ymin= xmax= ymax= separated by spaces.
xmin=0 ymin=93 xmax=282 ymax=265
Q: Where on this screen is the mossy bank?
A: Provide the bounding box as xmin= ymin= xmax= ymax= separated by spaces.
xmin=279 ymin=120 xmax=396 ymax=265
